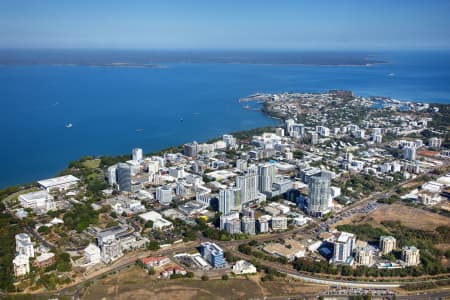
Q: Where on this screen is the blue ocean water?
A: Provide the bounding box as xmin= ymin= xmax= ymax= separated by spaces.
xmin=1 ymin=50 xmax=450 ymax=188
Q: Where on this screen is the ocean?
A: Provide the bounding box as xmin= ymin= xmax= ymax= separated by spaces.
xmin=1 ymin=50 xmax=450 ymax=188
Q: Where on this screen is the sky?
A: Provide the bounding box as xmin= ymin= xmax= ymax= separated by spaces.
xmin=0 ymin=0 xmax=450 ymax=50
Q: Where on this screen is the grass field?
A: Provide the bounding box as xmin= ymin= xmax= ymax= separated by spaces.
xmin=82 ymin=159 xmax=101 ymax=169
xmin=81 ymin=266 xmax=325 ymax=300
xmin=333 ymin=202 xmax=450 ymax=231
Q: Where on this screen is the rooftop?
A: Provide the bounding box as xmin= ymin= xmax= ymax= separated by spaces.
xmin=37 ymin=175 xmax=79 ymax=188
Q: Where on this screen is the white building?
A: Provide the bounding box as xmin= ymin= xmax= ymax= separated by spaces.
xmin=241 ymin=216 xmax=256 ymax=235
xmin=271 ymin=216 xmax=288 ymax=231
xmin=13 ymin=254 xmax=30 ymax=277
xmin=18 ymin=190 xmax=55 ymax=213
xmin=232 ymin=260 xmax=257 ymax=275
xmin=107 ymin=165 xmax=117 ymax=186
xmin=218 ymin=187 xmax=241 ymax=214
xmin=257 ymin=215 xmax=271 ymax=233
xmin=223 ymin=134 xmax=237 ymax=149
xmin=379 ymin=236 xmax=397 ymax=255
xmin=139 ymin=211 xmax=173 ymax=230
xmin=101 ymin=236 xmax=123 ymax=264
xmin=16 ymin=233 xmax=34 ymax=258
xmin=37 ymin=175 xmax=79 ymax=192
xmin=403 ymin=146 xmax=416 ymax=161
xmin=156 ymin=185 xmax=173 ymax=205
xmin=132 ymin=148 xmax=143 ymax=162
xmin=355 ymin=247 xmax=374 ymax=266
xmin=332 ymin=232 xmax=356 ymax=263
xmin=84 ymin=243 xmax=101 ymax=265
xmin=402 ymin=246 xmax=420 ymax=266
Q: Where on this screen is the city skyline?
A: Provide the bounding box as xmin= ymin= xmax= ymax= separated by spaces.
xmin=1 ymin=0 xmax=450 ymax=50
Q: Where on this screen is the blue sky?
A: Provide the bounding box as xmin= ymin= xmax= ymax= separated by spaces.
xmin=1 ymin=0 xmax=449 ymax=49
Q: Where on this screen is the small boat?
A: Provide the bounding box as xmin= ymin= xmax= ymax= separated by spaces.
xmin=180 ymin=117 xmax=184 ymax=122
xmin=135 ymin=128 xmax=144 ymax=132
xmin=65 ymin=123 xmax=73 ymax=128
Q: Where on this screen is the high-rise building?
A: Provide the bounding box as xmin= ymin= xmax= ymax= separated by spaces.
xmin=101 ymin=236 xmax=123 ymax=264
xmin=116 ymin=163 xmax=132 ymax=192
xmin=379 ymin=236 xmax=397 ymax=255
xmin=241 ymin=216 xmax=256 ymax=235
xmin=220 ymin=212 xmax=240 ymax=230
xmin=332 ymin=232 xmax=356 ymax=263
xmin=223 ymin=134 xmax=237 ymax=149
xmin=156 ymin=185 xmax=173 ymax=205
xmin=307 ymin=175 xmax=332 ymax=217
xmin=15 ymin=233 xmax=34 ymax=258
xmin=200 ymin=242 xmax=226 ymax=268
xmin=183 ymin=142 xmax=198 ymax=158
xmin=271 ymin=216 xmax=288 ymax=230
xmin=402 ymin=246 xmax=420 ymax=266
xmin=218 ymin=187 xmax=241 ymax=214
xmin=13 ymin=254 xmax=30 ymax=277
xmin=107 ymin=165 xmax=117 ymax=186
xmin=236 ymin=172 xmax=258 ymax=203
xmin=428 ymin=137 xmax=442 ymax=149
xmin=225 ymin=218 xmax=242 ymax=234
xmin=311 ymin=132 xmax=319 ymax=145
xmin=355 ymin=247 xmax=374 ymax=266
xmin=257 ymin=215 xmax=271 ymax=233
xmin=258 ymin=163 xmax=276 ymax=193
xmin=403 ymin=146 xmax=416 ymax=161
xmin=132 ymin=148 xmax=143 ymax=162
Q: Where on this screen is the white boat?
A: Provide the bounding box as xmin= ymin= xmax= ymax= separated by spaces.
xmin=66 ymin=123 xmax=73 ymax=128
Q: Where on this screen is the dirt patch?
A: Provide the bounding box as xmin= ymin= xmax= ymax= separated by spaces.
xmin=82 ymin=266 xmax=325 ymax=300
xmin=333 ymin=203 xmax=450 ymax=231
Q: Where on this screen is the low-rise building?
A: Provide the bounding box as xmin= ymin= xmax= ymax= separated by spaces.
xmin=33 ymin=252 xmax=56 ymax=268
xmin=263 ymin=239 xmax=305 ymax=261
xmin=139 ymin=211 xmax=173 ymax=230
xmin=37 ymin=175 xmax=79 ymax=192
xmin=18 ymin=190 xmax=56 ymax=213
xmin=232 ymin=260 xmax=257 ymax=275
xmin=141 ymin=256 xmax=171 ymax=269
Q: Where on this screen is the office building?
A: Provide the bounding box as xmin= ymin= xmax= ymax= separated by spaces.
xmin=332 ymin=232 xmax=356 ymax=263
xmin=156 ymin=185 xmax=173 ymax=205
xmin=200 ymin=242 xmax=226 ymax=268
xmin=116 ymin=163 xmax=132 ymax=192
xmin=258 ymin=163 xmax=276 ymax=193
xmin=402 ymin=246 xmax=420 ymax=266
xmin=307 ymin=175 xmax=332 ymax=217
xmin=379 ymin=236 xmax=397 ymax=255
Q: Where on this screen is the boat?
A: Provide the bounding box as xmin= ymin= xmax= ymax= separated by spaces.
xmin=180 ymin=117 xmax=184 ymax=122
xmin=65 ymin=123 xmax=73 ymax=128
xmin=135 ymin=128 xmax=144 ymax=132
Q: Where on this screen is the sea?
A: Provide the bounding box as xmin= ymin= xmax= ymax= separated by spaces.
xmin=1 ymin=49 xmax=450 ymax=188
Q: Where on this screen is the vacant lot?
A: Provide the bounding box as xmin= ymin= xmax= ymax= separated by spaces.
xmin=81 ymin=266 xmax=325 ymax=300
xmin=333 ymin=203 xmax=450 ymax=231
